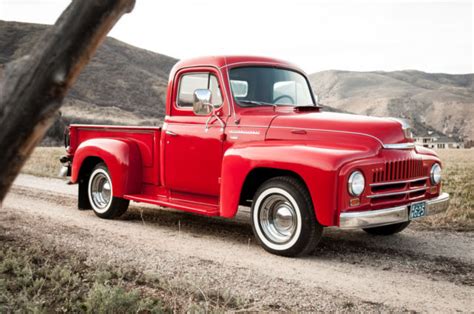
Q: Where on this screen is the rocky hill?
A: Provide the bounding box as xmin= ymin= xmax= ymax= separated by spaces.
xmin=310 ymin=70 xmax=473 ymax=141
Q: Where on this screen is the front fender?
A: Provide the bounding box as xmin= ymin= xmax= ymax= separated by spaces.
xmin=71 ymin=138 xmax=142 ymax=197
xmin=220 ymin=141 xmax=379 ymax=226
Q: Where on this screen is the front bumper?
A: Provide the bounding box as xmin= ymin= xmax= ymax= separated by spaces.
xmin=339 ymin=192 xmax=449 ymax=229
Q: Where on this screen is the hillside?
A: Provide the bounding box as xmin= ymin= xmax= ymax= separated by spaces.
xmin=0 ymin=20 xmax=178 ymax=130
xmin=309 ymin=70 xmax=473 ymax=141
xmin=1 ymin=20 xmax=472 ymax=143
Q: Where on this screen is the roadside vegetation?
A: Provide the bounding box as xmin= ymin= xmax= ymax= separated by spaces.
xmin=414 ymin=149 xmax=474 ymax=231
xmin=22 ymin=147 xmax=473 ymax=231
xmin=22 ymin=147 xmax=65 ymax=178
xmin=0 ymin=230 xmax=252 ymax=312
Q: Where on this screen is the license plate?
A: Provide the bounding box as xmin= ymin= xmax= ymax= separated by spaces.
xmin=410 ymin=201 xmax=426 ymax=220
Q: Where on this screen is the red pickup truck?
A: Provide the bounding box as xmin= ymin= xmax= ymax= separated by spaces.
xmin=60 ymin=56 xmax=449 ymax=257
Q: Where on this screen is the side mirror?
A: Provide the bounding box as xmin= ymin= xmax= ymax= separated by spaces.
xmin=193 ymin=89 xmax=213 ymax=115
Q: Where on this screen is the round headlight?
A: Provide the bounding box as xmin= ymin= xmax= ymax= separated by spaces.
xmin=430 ymin=163 xmax=442 ymax=185
xmin=348 ymin=171 xmax=365 ymax=196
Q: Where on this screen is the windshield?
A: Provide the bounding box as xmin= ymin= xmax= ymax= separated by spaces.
xmin=229 ymin=66 xmax=315 ymax=107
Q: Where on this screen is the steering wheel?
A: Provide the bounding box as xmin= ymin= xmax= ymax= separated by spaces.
xmin=273 ymin=95 xmax=295 ymax=105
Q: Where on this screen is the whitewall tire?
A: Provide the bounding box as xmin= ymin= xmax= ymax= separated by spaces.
xmin=251 ymin=176 xmax=323 ymax=257
xmin=87 ymin=163 xmax=129 ymax=219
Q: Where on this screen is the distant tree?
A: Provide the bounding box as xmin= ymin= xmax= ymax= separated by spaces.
xmin=0 ymin=0 xmax=135 ymax=204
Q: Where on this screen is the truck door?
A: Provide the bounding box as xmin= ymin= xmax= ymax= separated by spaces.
xmin=163 ymin=70 xmax=226 ymax=197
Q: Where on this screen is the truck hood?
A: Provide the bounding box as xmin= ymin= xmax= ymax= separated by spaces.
xmin=266 ymin=111 xmax=409 ymax=146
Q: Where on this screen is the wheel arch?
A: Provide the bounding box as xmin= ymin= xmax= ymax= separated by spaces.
xmin=78 ymin=156 xmax=103 ymax=181
xmin=239 ymin=167 xmax=307 ymax=207
xmin=219 ymin=144 xmax=342 ymax=226
xmin=71 ymin=138 xmax=143 ymax=198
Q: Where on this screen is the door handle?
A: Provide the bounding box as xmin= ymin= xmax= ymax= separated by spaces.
xmin=165 ymin=130 xmax=177 ymax=136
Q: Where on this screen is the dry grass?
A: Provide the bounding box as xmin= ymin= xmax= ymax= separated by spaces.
xmin=0 ymin=231 xmax=252 ymax=312
xmin=414 ymin=149 xmax=474 ymax=231
xmin=22 ymin=147 xmax=473 ymax=231
xmin=22 ymin=147 xmax=65 ymax=178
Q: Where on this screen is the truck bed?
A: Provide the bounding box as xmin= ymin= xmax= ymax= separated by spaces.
xmin=69 ymin=124 xmax=162 ymax=185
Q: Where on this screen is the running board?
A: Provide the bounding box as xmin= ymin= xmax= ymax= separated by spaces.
xmin=124 ymin=194 xmax=220 ymax=216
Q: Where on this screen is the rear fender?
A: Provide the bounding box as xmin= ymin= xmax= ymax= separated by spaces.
xmin=71 ymin=138 xmax=142 ymax=197
xmin=220 ymin=142 xmax=378 ymax=226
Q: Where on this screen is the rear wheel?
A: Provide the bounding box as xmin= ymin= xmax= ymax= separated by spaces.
xmin=251 ymin=176 xmax=323 ymax=257
xmin=363 ymin=221 xmax=411 ymax=235
xmin=88 ymin=163 xmax=129 ymax=219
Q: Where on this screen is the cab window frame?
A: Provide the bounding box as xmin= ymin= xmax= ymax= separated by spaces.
xmin=176 ymin=72 xmax=223 ymax=109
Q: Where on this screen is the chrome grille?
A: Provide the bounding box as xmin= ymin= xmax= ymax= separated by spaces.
xmin=372 ymin=158 xmax=425 ymax=183
xmin=369 ymin=158 xmax=429 ymax=203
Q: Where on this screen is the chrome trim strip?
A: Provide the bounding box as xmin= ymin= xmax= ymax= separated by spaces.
xmin=228 ymin=130 xmax=261 ymax=135
xmin=383 ymin=143 xmax=416 ymax=150
xmin=366 ymin=187 xmax=428 ymax=199
xmin=370 ymin=176 xmax=429 ymax=187
xmin=339 ymin=193 xmax=449 ymax=229
xmin=165 ymin=130 xmax=177 ymax=136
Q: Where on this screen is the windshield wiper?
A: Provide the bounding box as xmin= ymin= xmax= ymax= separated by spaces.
xmin=238 ymin=100 xmax=275 ymax=107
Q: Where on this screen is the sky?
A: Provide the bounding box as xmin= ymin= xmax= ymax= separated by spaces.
xmin=0 ymin=0 xmax=472 ymax=74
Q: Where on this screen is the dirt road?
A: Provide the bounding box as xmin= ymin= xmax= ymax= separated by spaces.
xmin=2 ymin=174 xmax=473 ymax=311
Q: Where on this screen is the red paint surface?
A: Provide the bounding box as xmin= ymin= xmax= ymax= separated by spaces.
xmin=67 ymin=56 xmax=442 ymax=227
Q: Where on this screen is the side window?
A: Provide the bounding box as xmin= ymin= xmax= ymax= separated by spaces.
xmin=177 ymin=73 xmax=208 ymax=107
xmin=177 ymin=72 xmax=223 ymax=108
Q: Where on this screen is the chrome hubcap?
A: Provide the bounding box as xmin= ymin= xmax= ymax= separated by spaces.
xmin=90 ymin=173 xmax=111 ymax=210
xmin=259 ymin=194 xmax=297 ymax=244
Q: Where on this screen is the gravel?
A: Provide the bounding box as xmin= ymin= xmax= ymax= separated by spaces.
xmin=1 ymin=174 xmax=473 ymax=311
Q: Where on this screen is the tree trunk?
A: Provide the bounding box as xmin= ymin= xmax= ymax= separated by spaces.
xmin=0 ymin=0 xmax=135 ymax=204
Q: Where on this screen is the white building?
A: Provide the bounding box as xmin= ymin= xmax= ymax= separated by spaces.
xmin=414 ymin=134 xmax=464 ymax=149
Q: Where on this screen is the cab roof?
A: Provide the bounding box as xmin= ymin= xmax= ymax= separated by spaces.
xmin=171 ymin=55 xmax=305 ymax=74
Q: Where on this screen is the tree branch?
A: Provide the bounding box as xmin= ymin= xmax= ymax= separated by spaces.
xmin=0 ymin=0 xmax=135 ymax=203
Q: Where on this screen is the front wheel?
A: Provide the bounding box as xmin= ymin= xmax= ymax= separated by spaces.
xmin=88 ymin=163 xmax=129 ymax=219
xmin=251 ymin=176 xmax=323 ymax=257
xmin=363 ymin=221 xmax=411 ymax=235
